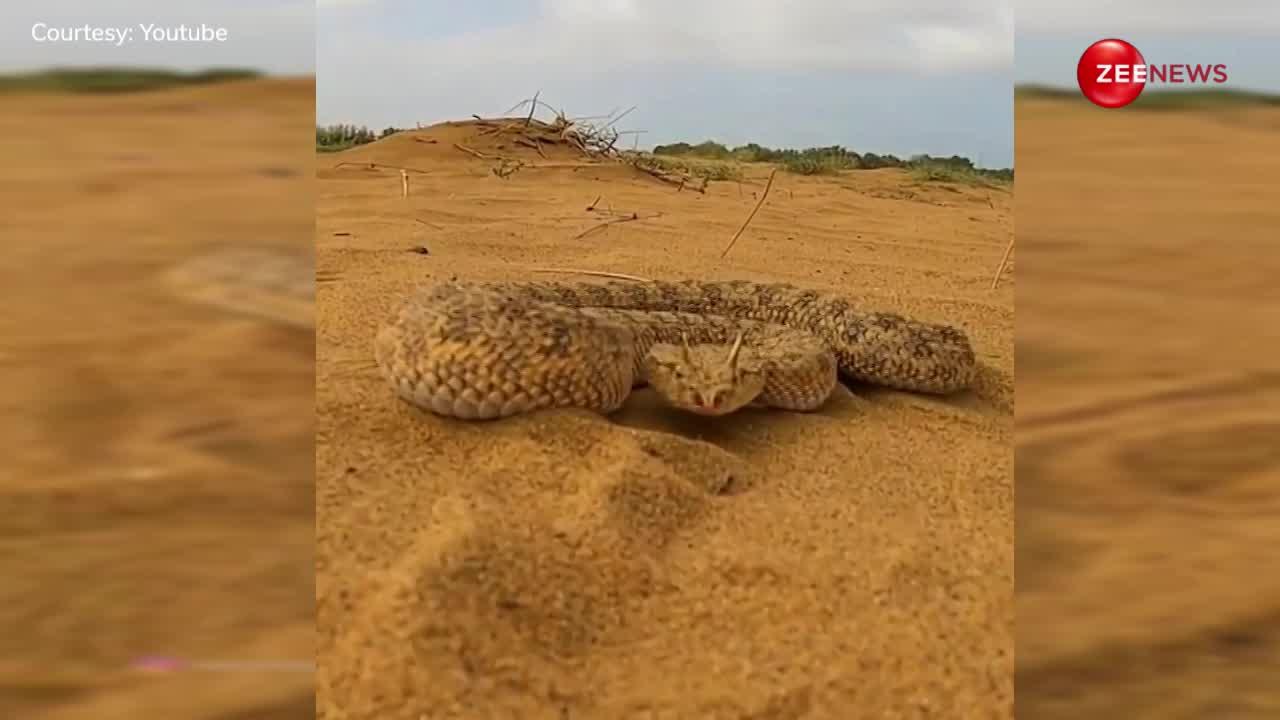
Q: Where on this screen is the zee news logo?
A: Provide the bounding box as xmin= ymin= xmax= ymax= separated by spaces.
xmin=1077 ymin=39 xmax=1229 ymax=109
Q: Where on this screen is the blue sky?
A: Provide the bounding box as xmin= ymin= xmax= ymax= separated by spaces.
xmin=13 ymin=3 xmax=1271 ymax=170
xmin=1016 ymin=1 xmax=1280 ymax=92
xmin=317 ymin=1 xmax=1015 ymax=168
xmin=1 ymin=1 xmax=312 ymax=75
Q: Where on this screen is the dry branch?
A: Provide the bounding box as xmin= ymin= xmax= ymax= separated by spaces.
xmin=720 ymin=168 xmax=777 ymax=259
xmin=524 ymin=90 xmax=540 ymax=126
xmin=574 ymin=211 xmax=663 ymax=239
xmin=528 ymin=267 xmax=652 ymax=282
xmin=991 ymin=236 xmax=1015 ymax=289
xmin=453 ymin=143 xmax=498 ymax=160
xmin=606 ymin=105 xmax=638 ymax=128
xmin=627 ymin=155 xmax=708 ymax=193
xmin=504 ymin=97 xmax=563 ymax=119
xmin=458 ymin=96 xmax=731 ymax=192
xmin=512 ymin=137 xmax=548 ymax=158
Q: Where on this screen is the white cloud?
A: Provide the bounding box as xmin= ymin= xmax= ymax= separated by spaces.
xmin=322 ymin=0 xmax=1013 ymax=75
xmin=1018 ymin=0 xmax=1280 ymax=35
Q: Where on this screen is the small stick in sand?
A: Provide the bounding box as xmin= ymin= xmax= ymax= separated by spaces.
xmin=512 ymin=137 xmax=541 ymax=151
xmin=334 ymin=161 xmax=431 ymax=174
xmin=453 ymin=143 xmax=498 ymax=160
xmin=720 ymin=168 xmax=777 ymax=259
xmin=574 ymin=211 xmax=662 ymax=239
xmin=528 ymin=267 xmax=652 ymax=282
xmin=524 ymin=90 xmax=540 ymax=126
xmin=990 ymin=236 xmax=1016 ymax=289
xmin=400 ymin=170 xmax=409 ymax=198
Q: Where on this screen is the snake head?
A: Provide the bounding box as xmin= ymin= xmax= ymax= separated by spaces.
xmin=643 ymin=332 xmax=765 ymax=416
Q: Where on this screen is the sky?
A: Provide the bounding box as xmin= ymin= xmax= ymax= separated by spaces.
xmin=1 ymin=1 xmax=313 ymax=75
xmin=316 ymin=0 xmax=1015 ymax=169
xmin=1016 ymin=1 xmax=1280 ymax=92
xmin=9 ymin=3 xmax=1273 ymax=171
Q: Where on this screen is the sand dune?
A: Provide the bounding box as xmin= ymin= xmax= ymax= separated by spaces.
xmin=316 ymin=121 xmax=1014 ymax=717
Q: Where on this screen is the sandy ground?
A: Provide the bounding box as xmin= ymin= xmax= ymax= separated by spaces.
xmin=1015 ymin=97 xmax=1280 ymax=718
xmin=315 ymin=123 xmax=1014 ymax=718
xmin=0 ymin=79 xmax=315 ymax=719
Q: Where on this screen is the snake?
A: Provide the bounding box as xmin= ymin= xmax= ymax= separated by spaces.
xmin=374 ymin=279 xmax=976 ymax=420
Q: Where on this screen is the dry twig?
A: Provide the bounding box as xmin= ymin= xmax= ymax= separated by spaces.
xmin=720 ymin=168 xmax=777 ymax=259
xmin=453 ymin=143 xmax=497 ymax=160
xmin=627 ymin=156 xmax=708 ymax=193
xmin=463 ymin=97 xmax=727 ymax=193
xmin=528 ymin=267 xmax=651 ymax=282
xmin=990 ymin=236 xmax=1015 ymax=289
xmin=606 ymin=105 xmax=638 ymax=128
xmin=524 ymin=90 xmax=540 ymax=126
xmin=574 ymin=211 xmax=662 ymax=239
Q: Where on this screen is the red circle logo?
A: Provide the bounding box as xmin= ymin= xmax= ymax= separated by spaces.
xmin=1077 ymin=39 xmax=1147 ymax=108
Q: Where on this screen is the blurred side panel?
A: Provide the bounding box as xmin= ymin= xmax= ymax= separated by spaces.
xmin=0 ymin=3 xmax=315 ymax=719
xmin=1015 ymin=20 xmax=1280 ymax=720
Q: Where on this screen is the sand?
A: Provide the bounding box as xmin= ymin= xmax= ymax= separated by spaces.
xmin=315 ymin=122 xmax=1014 ymax=718
xmin=1 ymin=79 xmax=315 ymax=719
xmin=1015 ymin=97 xmax=1280 ymax=718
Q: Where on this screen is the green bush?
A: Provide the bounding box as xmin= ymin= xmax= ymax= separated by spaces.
xmin=905 ymin=154 xmax=1012 ymax=186
xmin=645 ymin=154 xmax=743 ymax=181
xmin=651 ymin=139 xmax=1015 ymax=182
xmin=316 ymin=123 xmax=401 ymax=151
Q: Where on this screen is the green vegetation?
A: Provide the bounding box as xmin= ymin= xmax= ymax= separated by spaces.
xmin=653 ymin=140 xmax=1011 ymax=185
xmin=642 ymin=153 xmax=743 ymax=181
xmin=316 ymin=124 xmax=403 ymax=152
xmin=653 ymin=141 xmax=862 ymax=175
xmin=1016 ymin=83 xmax=1280 ymax=111
xmin=0 ymin=67 xmax=262 ymax=94
xmin=909 ymin=161 xmax=1013 ymax=186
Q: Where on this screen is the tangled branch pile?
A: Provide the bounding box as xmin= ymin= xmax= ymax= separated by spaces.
xmin=463 ymin=95 xmax=709 ymax=193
